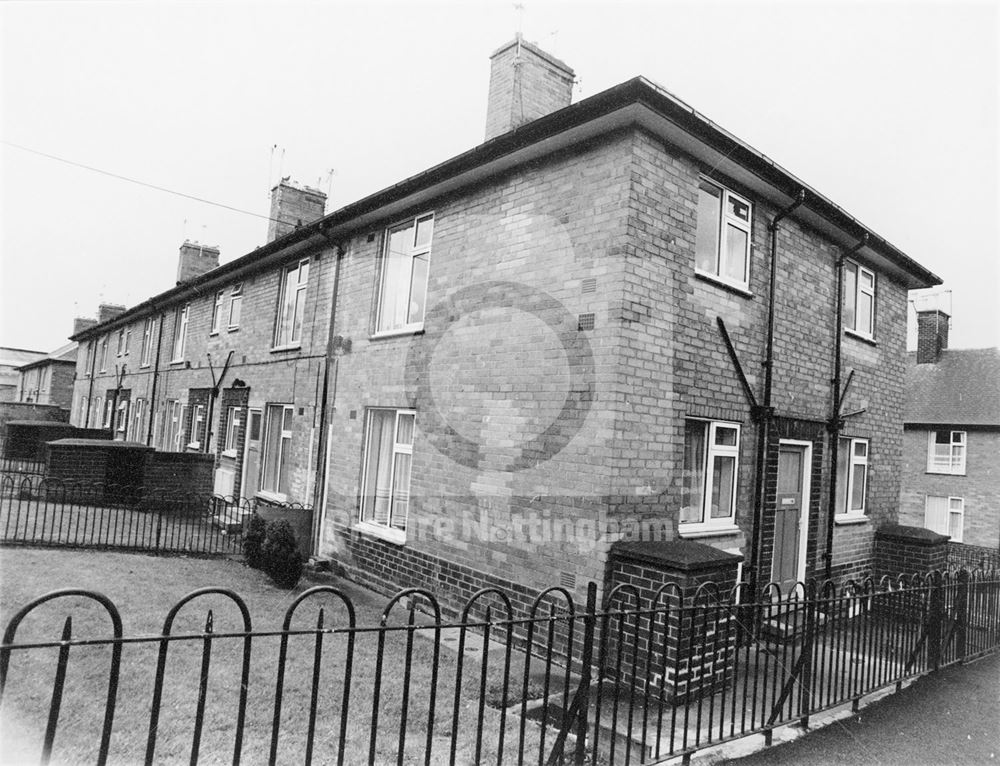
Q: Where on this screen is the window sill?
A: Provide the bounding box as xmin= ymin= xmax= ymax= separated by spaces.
xmin=270 ymin=343 xmax=302 ymax=353
xmin=255 ymin=490 xmax=290 ymax=505
xmin=187 ymin=442 xmax=201 ymax=450
xmin=834 ymin=514 xmax=869 ymax=526
xmin=370 ymin=328 xmax=425 ymax=341
xmin=221 ymin=449 xmax=238 ymax=459
xmin=844 ymin=329 xmax=877 ymax=346
xmin=227 ymin=326 xmax=240 ymax=333
xmin=925 ymin=469 xmax=966 ymax=476
xmin=679 ymin=524 xmax=741 ymax=539
xmin=209 ymin=331 xmax=219 ymax=337
xmin=694 ymin=270 xmax=754 ymax=298
xmin=168 ymin=359 xmax=185 ymax=366
xmin=354 ymin=521 xmax=406 ymax=546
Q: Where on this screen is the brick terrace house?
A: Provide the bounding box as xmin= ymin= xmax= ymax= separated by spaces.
xmin=899 ymin=309 xmax=1000 ymax=556
xmin=0 ymin=347 xmax=46 ymax=402
xmin=67 ymin=37 xmax=940 ymax=605
xmin=69 ymin=178 xmax=331 ymax=508
xmin=16 ymin=322 xmax=91 ymax=407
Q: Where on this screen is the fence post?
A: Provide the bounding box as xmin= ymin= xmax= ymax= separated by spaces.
xmin=955 ymin=569 xmax=969 ymax=663
xmin=927 ymin=571 xmax=944 ymax=671
xmin=572 ymin=581 xmax=598 ymax=765
xmin=797 ymin=584 xmax=817 ymax=728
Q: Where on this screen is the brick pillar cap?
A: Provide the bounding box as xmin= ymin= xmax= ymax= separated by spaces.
xmin=876 ymin=523 xmax=950 ymax=546
xmin=47 ymin=438 xmax=154 ymax=451
xmin=610 ymin=540 xmax=743 ymax=572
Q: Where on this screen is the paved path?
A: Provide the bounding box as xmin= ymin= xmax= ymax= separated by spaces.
xmin=723 ymin=651 xmax=1000 ymax=765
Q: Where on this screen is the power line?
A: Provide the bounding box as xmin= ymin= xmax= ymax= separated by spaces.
xmin=1 ymin=139 xmax=284 ymax=225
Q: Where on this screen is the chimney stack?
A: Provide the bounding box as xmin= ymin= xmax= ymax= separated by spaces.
xmin=97 ymin=303 xmax=127 ymax=324
xmin=916 ymin=309 xmax=950 ymax=364
xmin=484 ymin=36 xmax=575 ymax=141
xmin=267 ymin=178 xmax=327 ymax=243
xmin=176 ymin=241 xmax=221 ymax=285
xmin=73 ymin=317 xmax=98 ymax=336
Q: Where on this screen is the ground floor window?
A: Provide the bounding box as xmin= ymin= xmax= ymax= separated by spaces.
xmin=261 ymin=404 xmax=293 ymax=496
xmin=680 ymin=419 xmax=740 ymax=530
xmin=360 ymin=408 xmax=415 ymax=534
xmin=223 ymin=407 xmax=242 ymax=454
xmin=836 ymin=437 xmax=869 ymax=517
xmin=116 ymin=400 xmax=129 ymax=437
xmin=924 ymin=495 xmax=963 ymax=542
xmin=129 ymin=398 xmax=145 ymax=442
xmin=162 ymin=400 xmax=187 ymax=452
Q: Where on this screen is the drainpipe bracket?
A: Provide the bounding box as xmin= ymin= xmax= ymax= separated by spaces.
xmin=826 ymin=416 xmax=845 ymax=434
xmin=751 ymin=405 xmax=774 ymax=423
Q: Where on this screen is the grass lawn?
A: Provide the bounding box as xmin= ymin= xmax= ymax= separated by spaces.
xmin=0 ymin=547 xmax=549 ymax=765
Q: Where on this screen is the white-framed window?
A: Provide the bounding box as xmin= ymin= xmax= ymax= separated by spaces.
xmin=188 ymin=404 xmax=206 ymax=448
xmin=161 ymin=400 xmax=187 ymax=452
xmin=116 ymin=400 xmax=129 ymax=435
xmin=924 ymin=496 xmax=964 ymax=542
xmin=927 ymin=430 xmax=966 ymax=475
xmin=129 ymin=398 xmax=145 ymax=442
xmin=376 ymin=214 xmax=433 ymax=334
xmin=843 ymin=260 xmax=876 ymax=338
xmin=116 ymin=329 xmax=126 ymax=357
xmin=261 ymin=404 xmax=294 ymax=496
xmin=680 ymin=419 xmax=740 ymax=531
xmin=103 ymin=398 xmax=114 ymax=429
xmin=99 ymin=337 xmax=109 ymax=372
xmin=228 ymin=283 xmax=243 ymax=330
xmin=140 ymin=318 xmax=154 ymax=367
xmin=171 ymin=305 xmax=189 ymax=362
xmin=211 ymin=291 xmax=224 ymax=334
xmin=223 ymin=406 xmax=242 ymax=454
xmin=78 ymin=396 xmax=89 ymax=425
xmin=694 ymin=178 xmax=752 ymax=289
xmin=360 ymin=408 xmax=415 ymax=537
xmin=274 ymin=260 xmax=309 ymax=348
xmin=92 ymin=397 xmax=102 ymax=426
xmin=836 ymin=437 xmax=869 ymax=516
xmin=84 ymin=341 xmax=94 ymax=377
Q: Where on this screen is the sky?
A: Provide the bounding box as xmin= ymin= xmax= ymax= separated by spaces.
xmin=1 ymin=0 xmax=997 ymax=353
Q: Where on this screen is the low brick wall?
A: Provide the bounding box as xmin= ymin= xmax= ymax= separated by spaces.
xmin=874 ymin=523 xmax=949 ymax=581
xmin=607 ymin=540 xmax=743 ymax=703
xmin=4 ymin=421 xmax=109 ymax=460
xmin=146 ymin=451 xmax=214 ymax=496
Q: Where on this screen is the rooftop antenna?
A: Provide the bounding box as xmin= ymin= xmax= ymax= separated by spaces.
xmin=324 ymin=168 xmax=335 ymax=201
xmin=514 ymin=2 xmax=525 ymax=40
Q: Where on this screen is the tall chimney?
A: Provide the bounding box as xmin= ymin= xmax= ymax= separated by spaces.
xmin=98 ymin=303 xmax=127 ymax=324
xmin=484 ymin=36 xmax=575 ymax=141
xmin=916 ymin=309 xmax=950 ymax=364
xmin=267 ymin=178 xmax=327 ymax=243
xmin=176 ymin=241 xmax=221 ymax=284
xmin=73 ymin=317 xmax=98 ymax=336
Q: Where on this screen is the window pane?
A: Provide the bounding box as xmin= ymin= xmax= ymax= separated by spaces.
xmin=850 ymin=464 xmax=866 ymax=511
xmin=728 ymin=195 xmax=750 ymax=222
xmin=396 ymin=413 xmax=414 ymax=445
xmin=695 ymin=182 xmax=721 ymax=273
xmin=362 ymin=411 xmax=395 ymax=525
xmin=414 ymin=216 xmax=433 ymax=248
xmin=948 ymin=510 xmax=962 ymax=540
xmin=857 ymin=291 xmax=873 ymax=334
xmin=391 ymin=452 xmax=411 ymax=530
xmin=379 ymin=232 xmax=412 ymax=330
xmin=710 ymin=455 xmax=735 ymax=518
xmin=262 ymin=407 xmax=283 ymax=492
xmin=842 ymin=263 xmax=857 ymax=330
xmin=723 ymin=225 xmax=748 ymax=282
xmin=408 ymin=253 xmax=428 ymax=325
xmin=681 ymin=421 xmax=707 ymax=523
xmin=854 ymin=441 xmax=868 ymax=458
xmin=715 ymin=425 xmax=738 ymax=447
xmin=924 ymin=496 xmax=948 ymax=535
xmin=292 ymin=287 xmax=306 ymax=341
xmin=298 ymin=261 xmax=309 ymax=285
xmin=935 ymin=430 xmax=950 ymax=444
xmin=952 ymin=445 xmax=964 ymax=470
xmin=836 ymin=439 xmax=850 ymax=513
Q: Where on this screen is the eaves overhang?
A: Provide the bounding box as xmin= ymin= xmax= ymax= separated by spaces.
xmin=73 ymin=76 xmax=940 ymax=341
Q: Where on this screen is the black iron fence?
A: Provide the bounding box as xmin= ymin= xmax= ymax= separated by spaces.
xmin=2 ymin=571 xmax=998 ymax=765
xmin=948 ymin=542 xmax=1000 ymax=573
xmin=0 ymin=475 xmax=247 ymax=556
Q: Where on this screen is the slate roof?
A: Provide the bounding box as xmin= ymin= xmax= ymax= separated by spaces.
xmin=905 ymin=348 xmax=1000 ymax=427
xmin=16 ymin=341 xmax=77 ymax=370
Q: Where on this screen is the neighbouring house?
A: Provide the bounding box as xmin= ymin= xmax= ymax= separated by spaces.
xmin=0 ymin=347 xmax=46 ymax=402
xmin=15 ymin=319 xmax=91 ymax=407
xmin=899 ymin=308 xmax=1000 ymax=559
xmin=69 ymin=179 xmax=330 ymax=512
xmin=66 ymin=37 xmax=941 ymax=607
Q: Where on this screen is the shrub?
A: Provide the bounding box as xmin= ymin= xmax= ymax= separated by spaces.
xmin=262 ymin=519 xmax=303 ymax=589
xmin=242 ymin=513 xmax=267 ymax=570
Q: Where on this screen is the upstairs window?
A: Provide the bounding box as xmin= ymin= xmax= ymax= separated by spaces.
xmin=228 ymin=283 xmax=243 ymax=330
xmin=360 ymin=409 xmax=415 ymax=536
xmin=694 ymin=179 xmax=752 ymax=289
xmin=116 ymin=329 xmax=126 ymax=357
xmin=836 ymin=437 xmax=869 ymax=517
xmin=274 ymin=261 xmax=309 ymax=348
xmin=171 ymin=305 xmax=189 ymax=362
xmin=99 ymin=337 xmax=109 ymax=372
xmin=680 ymin=419 xmax=740 ymax=530
xmin=140 ymin=318 xmax=154 ymax=367
xmin=211 ymin=291 xmax=224 ymax=334
xmin=843 ymin=261 xmax=876 ymax=338
xmin=376 ymin=214 xmax=433 ymax=333
xmin=927 ymin=430 xmax=966 ymax=475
